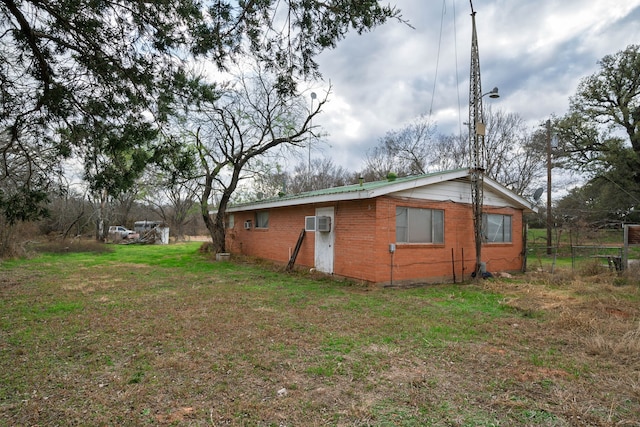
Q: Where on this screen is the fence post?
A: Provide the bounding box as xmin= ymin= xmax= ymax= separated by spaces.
xmin=623 ymin=225 xmax=629 ymax=272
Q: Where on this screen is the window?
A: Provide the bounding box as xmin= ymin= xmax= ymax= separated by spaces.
xmin=483 ymin=214 xmax=512 ymax=243
xmin=226 ymin=214 xmax=234 ymax=229
xmin=255 ymin=211 xmax=269 ymax=228
xmin=305 ymin=216 xmax=316 ymax=231
xmin=396 ymin=207 xmax=444 ymax=244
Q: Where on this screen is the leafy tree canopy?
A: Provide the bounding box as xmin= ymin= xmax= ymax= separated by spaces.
xmin=556 ymin=44 xmax=640 ymax=225
xmin=570 ymin=44 xmax=640 ymax=158
xmin=0 ymin=0 xmax=402 ymax=223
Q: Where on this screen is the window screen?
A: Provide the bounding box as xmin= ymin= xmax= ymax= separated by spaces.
xmin=483 ymin=214 xmax=512 ymax=243
xmin=255 ymin=211 xmax=269 ymax=228
xmin=396 ymin=207 xmax=444 ymax=243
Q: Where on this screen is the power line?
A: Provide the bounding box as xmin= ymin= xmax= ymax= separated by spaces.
xmin=428 ymin=0 xmax=447 ymax=119
xmin=453 ymin=0 xmax=463 ymax=138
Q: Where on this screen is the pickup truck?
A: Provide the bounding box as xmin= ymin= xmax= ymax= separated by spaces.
xmin=108 ymin=225 xmax=135 ymax=239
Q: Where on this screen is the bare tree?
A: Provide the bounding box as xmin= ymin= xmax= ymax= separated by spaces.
xmin=430 ymin=133 xmax=469 ymax=172
xmin=482 ymin=107 xmax=545 ymax=194
xmin=285 ymin=158 xmax=353 ymax=193
xmin=362 ymin=109 xmax=544 ymax=195
xmin=362 ymin=115 xmax=437 ymax=179
xmin=41 ymin=185 xmax=93 ymax=239
xmin=142 ymin=172 xmax=200 ymax=241
xmin=188 ymin=67 xmax=327 ymax=252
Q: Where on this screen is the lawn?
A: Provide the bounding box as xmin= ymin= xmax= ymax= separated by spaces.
xmin=1 ymin=242 xmax=639 ymax=426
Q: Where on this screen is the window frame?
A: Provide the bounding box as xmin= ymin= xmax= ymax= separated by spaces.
xmin=255 ymin=211 xmax=269 ymax=229
xmin=483 ymin=213 xmax=512 ymax=243
xmin=395 ymin=206 xmax=444 ymax=244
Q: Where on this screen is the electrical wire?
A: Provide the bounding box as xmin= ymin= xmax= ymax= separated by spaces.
xmin=453 ymin=0 xmax=463 ymax=138
xmin=600 ymin=174 xmax=640 ymax=205
xmin=428 ymin=0 xmax=447 ymax=120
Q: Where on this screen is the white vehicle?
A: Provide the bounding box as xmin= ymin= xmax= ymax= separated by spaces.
xmin=108 ymin=225 xmax=135 ymax=239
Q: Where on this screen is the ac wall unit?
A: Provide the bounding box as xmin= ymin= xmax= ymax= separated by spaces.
xmin=244 ymin=220 xmax=252 ymax=230
xmin=316 ymin=216 xmax=331 ymax=232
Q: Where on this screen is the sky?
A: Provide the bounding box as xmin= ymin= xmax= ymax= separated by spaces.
xmin=303 ymin=0 xmax=640 ymax=173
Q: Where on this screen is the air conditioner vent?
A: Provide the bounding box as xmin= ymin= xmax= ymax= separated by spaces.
xmin=316 ymin=216 xmax=331 ymax=232
xmin=244 ymin=220 xmax=252 ymax=230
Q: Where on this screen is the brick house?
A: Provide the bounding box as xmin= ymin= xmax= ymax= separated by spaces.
xmin=222 ymin=169 xmax=536 ymax=285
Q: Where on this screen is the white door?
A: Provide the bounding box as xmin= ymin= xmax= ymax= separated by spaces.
xmin=314 ymin=207 xmax=335 ymax=274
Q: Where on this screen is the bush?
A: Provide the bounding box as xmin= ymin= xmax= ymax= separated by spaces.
xmin=0 ymin=220 xmax=40 ymax=258
xmin=578 ymin=259 xmax=608 ymax=277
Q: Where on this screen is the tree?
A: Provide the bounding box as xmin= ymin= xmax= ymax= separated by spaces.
xmin=554 ymin=134 xmax=640 ymax=226
xmin=246 ymin=158 xmax=354 ymax=198
xmin=569 ymin=44 xmax=640 ymax=167
xmin=482 ymin=108 xmax=545 ymax=195
xmin=142 ymin=169 xmax=200 ymax=242
xmin=555 ymin=44 xmax=640 ymax=224
xmin=285 ymin=158 xmax=353 ymax=194
xmin=40 ymin=185 xmax=92 ymax=239
xmin=1 ymin=0 xmax=402 ymax=225
xmin=361 ymin=109 xmax=544 ymax=195
xmin=362 ymin=115 xmax=436 ymax=179
xmin=188 ymin=69 xmax=328 ymax=252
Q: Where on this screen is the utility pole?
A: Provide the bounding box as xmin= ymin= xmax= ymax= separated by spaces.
xmin=546 ymin=119 xmax=554 ymax=255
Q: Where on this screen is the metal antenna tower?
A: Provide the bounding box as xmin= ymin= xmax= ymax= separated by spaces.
xmin=469 ymin=0 xmax=485 ymax=278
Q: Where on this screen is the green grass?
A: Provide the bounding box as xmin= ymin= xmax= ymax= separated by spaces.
xmin=1 ymin=242 xmax=639 ymax=425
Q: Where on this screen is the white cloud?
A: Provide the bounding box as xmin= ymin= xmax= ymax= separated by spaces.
xmin=310 ymin=0 xmax=640 ymax=171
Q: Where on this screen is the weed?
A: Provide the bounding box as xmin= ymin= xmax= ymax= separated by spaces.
xmin=530 ymin=353 xmax=547 ymax=367
xmin=518 ymin=408 xmax=560 ymax=424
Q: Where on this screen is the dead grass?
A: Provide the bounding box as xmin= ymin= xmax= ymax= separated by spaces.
xmin=1 ymin=246 xmax=640 ymax=426
xmin=31 ymin=238 xmax=114 ymax=254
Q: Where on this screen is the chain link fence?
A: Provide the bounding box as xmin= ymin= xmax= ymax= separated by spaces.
xmin=524 ymin=227 xmax=640 ymax=276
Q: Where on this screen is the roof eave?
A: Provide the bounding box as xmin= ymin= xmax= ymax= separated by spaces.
xmin=213 ymin=169 xmax=537 ymax=214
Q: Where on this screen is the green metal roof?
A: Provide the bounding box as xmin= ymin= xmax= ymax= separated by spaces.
xmin=217 ymin=168 xmax=536 ymax=214
xmin=232 ymin=169 xmax=469 ymax=208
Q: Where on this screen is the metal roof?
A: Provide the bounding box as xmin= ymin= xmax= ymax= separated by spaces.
xmin=218 ymin=168 xmax=536 ymax=213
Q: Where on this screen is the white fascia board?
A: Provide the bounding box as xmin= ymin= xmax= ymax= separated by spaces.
xmin=482 ymin=176 xmax=538 ymax=213
xmin=224 ymin=170 xmax=471 ymax=213
xmin=366 ymin=169 xmax=471 ymax=198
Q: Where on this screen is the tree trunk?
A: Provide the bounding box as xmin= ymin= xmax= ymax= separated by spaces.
xmin=210 ymin=211 xmax=226 ymax=253
xmin=96 ymin=188 xmax=108 ymax=242
xmin=200 ymin=162 xmax=244 ymax=254
xmin=204 ymin=191 xmax=233 ymax=253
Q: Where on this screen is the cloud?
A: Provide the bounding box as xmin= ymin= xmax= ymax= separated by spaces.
xmin=310 ymin=0 xmax=640 ymax=172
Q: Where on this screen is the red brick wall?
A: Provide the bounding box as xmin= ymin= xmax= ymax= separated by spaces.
xmin=225 ymin=206 xmax=316 ymax=268
xmin=482 ymin=205 xmax=524 ymax=274
xmin=377 ymin=196 xmax=475 ymax=283
xmin=376 ymin=197 xmax=524 ymax=284
xmin=224 ymin=197 xmax=525 ymax=284
xmin=332 ymin=200 xmax=379 ymax=281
